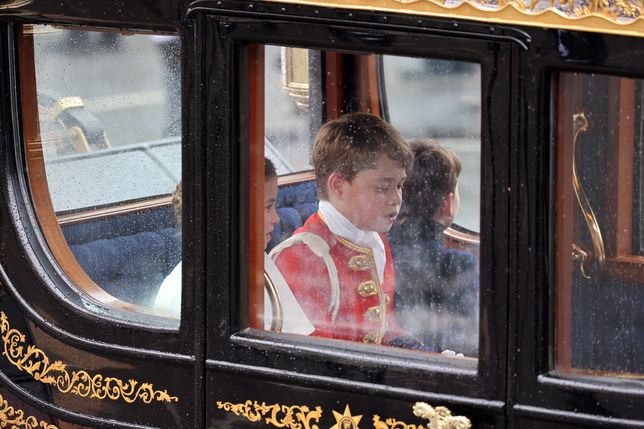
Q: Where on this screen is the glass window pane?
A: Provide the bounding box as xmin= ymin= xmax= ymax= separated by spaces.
xmin=383 ymin=56 xmax=481 ymax=233
xmin=255 ymin=45 xmax=481 ymax=360
xmin=264 ymin=45 xmax=321 ymax=174
xmin=21 ymin=25 xmax=181 ymax=319
xmin=555 ymin=72 xmax=644 ymax=377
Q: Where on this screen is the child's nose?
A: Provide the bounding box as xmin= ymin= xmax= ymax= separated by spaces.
xmin=270 ymin=208 xmax=280 ymax=225
xmin=391 ymin=188 xmax=402 ymax=205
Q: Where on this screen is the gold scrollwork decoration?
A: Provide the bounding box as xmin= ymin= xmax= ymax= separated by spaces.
xmin=216 ymin=400 xmax=322 ymax=429
xmin=412 ymin=402 xmax=471 ymax=429
xmin=264 ymin=0 xmax=644 ymax=39
xmin=0 ymin=391 xmax=58 ymax=429
xmin=373 ymin=414 xmax=424 ymax=429
xmin=0 ymin=312 xmax=178 ymax=404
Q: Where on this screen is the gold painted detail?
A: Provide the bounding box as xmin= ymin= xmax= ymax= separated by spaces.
xmin=331 ymin=404 xmax=362 ymax=429
xmin=216 ymin=400 xmax=322 ymax=428
xmin=373 ymin=414 xmax=423 ymax=429
xmin=412 ymin=402 xmax=472 ymax=429
xmin=263 ymin=0 xmax=644 ymax=39
xmin=0 ymin=312 xmax=178 ymax=404
xmin=357 ymin=280 xmax=377 ymax=297
xmin=0 ymin=392 xmax=58 ymax=429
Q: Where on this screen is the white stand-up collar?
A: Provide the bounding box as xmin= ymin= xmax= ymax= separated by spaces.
xmin=318 ymin=200 xmax=386 ymax=283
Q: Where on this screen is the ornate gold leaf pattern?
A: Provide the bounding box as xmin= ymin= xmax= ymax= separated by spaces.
xmin=0 ymin=312 xmax=178 ymax=404
xmin=0 ymin=392 xmax=58 ymax=429
xmin=412 ymin=402 xmax=471 ymax=429
xmin=216 ymin=400 xmax=322 ymax=429
xmin=263 ymin=0 xmax=644 ymax=38
xmin=373 ymin=415 xmax=424 ymax=429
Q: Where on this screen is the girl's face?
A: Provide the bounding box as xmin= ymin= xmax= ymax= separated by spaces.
xmin=263 ymin=177 xmax=279 ymax=249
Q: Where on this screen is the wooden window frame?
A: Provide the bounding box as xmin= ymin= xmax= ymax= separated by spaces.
xmin=18 ymin=25 xmax=173 ymax=316
xmin=555 ymin=72 xmax=643 ymax=374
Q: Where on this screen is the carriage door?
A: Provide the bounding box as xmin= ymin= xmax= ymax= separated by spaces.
xmin=200 ymin=6 xmax=517 ymax=428
xmin=511 ymin=32 xmax=644 ymax=427
xmin=0 ymin=22 xmax=203 ymax=427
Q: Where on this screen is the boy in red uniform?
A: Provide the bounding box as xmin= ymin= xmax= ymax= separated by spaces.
xmin=271 ymin=112 xmax=414 ymax=346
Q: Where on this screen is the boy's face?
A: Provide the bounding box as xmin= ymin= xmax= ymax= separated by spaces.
xmin=330 ymin=155 xmax=406 ymax=233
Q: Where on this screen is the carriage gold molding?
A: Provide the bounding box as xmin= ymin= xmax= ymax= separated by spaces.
xmin=373 ymin=414 xmax=424 ymax=428
xmin=0 ymin=312 xmax=179 ymax=404
xmin=216 ymin=400 xmax=323 ymax=428
xmin=0 ymin=392 xmax=58 ymax=429
xmin=217 ymin=400 xmax=471 ymax=428
xmin=264 ymin=0 xmax=644 ymax=38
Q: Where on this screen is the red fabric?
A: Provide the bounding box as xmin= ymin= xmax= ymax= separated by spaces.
xmin=274 ymin=213 xmax=402 ymax=344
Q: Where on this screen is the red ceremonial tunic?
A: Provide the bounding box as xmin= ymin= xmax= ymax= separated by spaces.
xmin=273 ymin=213 xmax=403 ymax=344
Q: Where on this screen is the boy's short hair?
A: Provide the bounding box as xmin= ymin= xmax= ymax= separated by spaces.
xmin=400 ymin=139 xmax=462 ymax=221
xmin=265 ymin=157 xmax=277 ymax=180
xmin=312 ymin=112 xmax=412 ymax=199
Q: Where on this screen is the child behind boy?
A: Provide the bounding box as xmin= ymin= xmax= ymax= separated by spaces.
xmin=389 ymin=139 xmax=479 ymax=356
xmin=271 ymin=112 xmax=414 ymax=346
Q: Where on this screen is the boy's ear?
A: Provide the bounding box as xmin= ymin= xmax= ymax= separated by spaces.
xmin=327 ymin=171 xmax=346 ymax=197
xmin=441 ymin=192 xmax=455 ymax=219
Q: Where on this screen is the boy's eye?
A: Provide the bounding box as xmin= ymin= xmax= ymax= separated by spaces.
xmin=375 ymin=187 xmax=388 ymax=193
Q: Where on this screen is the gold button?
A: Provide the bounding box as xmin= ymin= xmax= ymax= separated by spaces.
xmin=357 ymin=281 xmax=376 ymax=297
xmin=362 ymin=331 xmax=378 ymax=343
xmin=364 ymin=306 xmax=383 ymax=322
xmin=349 ymin=255 xmax=370 ymax=271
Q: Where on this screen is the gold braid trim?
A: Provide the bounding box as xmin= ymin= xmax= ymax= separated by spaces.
xmin=0 ymin=312 xmax=178 ymax=404
xmin=216 ymin=400 xmax=322 ymax=429
xmin=0 ymin=392 xmax=58 ymax=429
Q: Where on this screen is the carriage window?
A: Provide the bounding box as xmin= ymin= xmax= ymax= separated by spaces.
xmin=251 ymin=45 xmax=480 ymax=359
xmin=264 ymin=45 xmax=322 ymax=174
xmin=383 ymin=56 xmax=481 ymax=233
xmin=555 ymin=72 xmax=644 ymax=377
xmin=19 ymin=25 xmax=181 ymax=319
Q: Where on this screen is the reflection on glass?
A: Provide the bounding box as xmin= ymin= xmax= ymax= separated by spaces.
xmin=258 ymin=47 xmax=480 ymax=359
xmin=383 ymin=56 xmax=481 ymax=232
xmin=264 ymin=46 xmax=322 ymax=174
xmin=556 ymin=72 xmax=644 ymax=377
xmin=390 ymin=139 xmax=479 ymax=356
xmin=25 ymin=25 xmax=181 ymax=315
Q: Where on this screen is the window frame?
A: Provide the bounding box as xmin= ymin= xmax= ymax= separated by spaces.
xmin=202 ymin=13 xmax=515 ymax=404
xmin=512 ymin=29 xmax=644 ymax=423
xmin=2 ymin=21 xmax=198 ymax=350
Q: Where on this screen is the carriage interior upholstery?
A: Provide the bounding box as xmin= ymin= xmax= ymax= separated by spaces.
xmin=61 ymin=180 xmax=319 ymax=307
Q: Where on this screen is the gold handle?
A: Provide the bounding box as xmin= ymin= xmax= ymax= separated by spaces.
xmin=571 ymin=112 xmax=605 ymax=279
xmin=571 ymin=243 xmax=591 ymax=280
xmin=413 ymin=402 xmax=472 ymax=429
xmin=264 ymin=271 xmax=283 ymax=332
